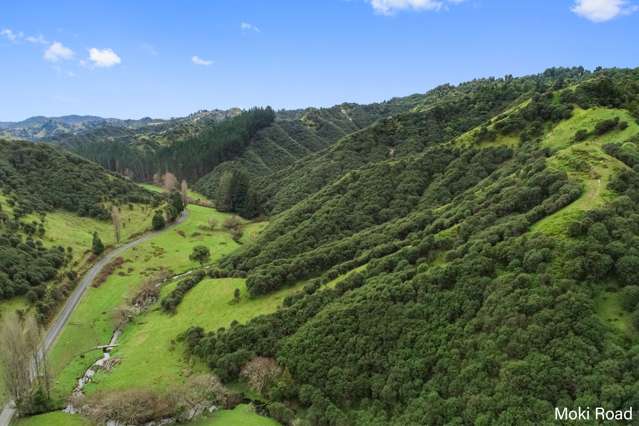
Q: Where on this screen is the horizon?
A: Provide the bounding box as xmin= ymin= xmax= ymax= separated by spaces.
xmin=2 ymin=64 xmax=633 ymax=123
xmin=2 ymin=0 xmax=638 ymax=121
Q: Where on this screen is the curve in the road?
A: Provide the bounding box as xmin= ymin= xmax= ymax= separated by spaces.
xmin=0 ymin=210 xmax=189 ymax=426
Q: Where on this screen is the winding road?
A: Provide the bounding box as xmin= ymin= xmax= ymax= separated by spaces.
xmin=0 ymin=210 xmax=189 ymax=426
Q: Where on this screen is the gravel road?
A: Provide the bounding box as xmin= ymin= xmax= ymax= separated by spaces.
xmin=0 ymin=210 xmax=188 ymax=426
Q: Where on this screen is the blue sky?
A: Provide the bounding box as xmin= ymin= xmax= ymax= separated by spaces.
xmin=1 ymin=0 xmax=637 ymax=121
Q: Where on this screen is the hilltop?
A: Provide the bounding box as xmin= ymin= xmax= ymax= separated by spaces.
xmin=0 ymin=109 xmax=241 ymax=142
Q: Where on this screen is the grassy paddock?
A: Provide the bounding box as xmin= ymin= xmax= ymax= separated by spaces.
xmin=47 ymin=204 xmax=239 ymax=404
xmin=188 ymin=404 xmax=280 ymax=426
xmin=241 ymin=221 xmax=269 ymax=244
xmin=85 ymin=277 xmax=301 ymax=394
xmin=38 ymin=204 xmax=153 ymax=264
xmin=531 ymin=107 xmax=638 ymax=235
xmin=13 ymin=411 xmax=91 ymax=426
xmin=541 ymin=107 xmax=639 ymax=151
xmin=140 ymin=182 xmax=208 ymax=202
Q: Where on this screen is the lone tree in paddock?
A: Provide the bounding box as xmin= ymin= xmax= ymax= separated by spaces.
xmin=189 ymin=245 xmax=211 ymax=266
xmin=92 ymin=232 xmax=105 ymax=256
xmin=152 ymin=210 xmax=166 ymax=231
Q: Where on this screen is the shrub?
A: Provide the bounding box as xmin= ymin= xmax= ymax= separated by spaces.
xmin=574 ymin=129 xmax=589 ymax=141
xmin=594 ymin=117 xmax=620 ymax=136
xmin=240 ymin=357 xmax=283 ymax=394
xmin=152 ymin=210 xmax=166 ymax=230
xmin=189 ymin=245 xmax=211 ymax=266
xmin=268 ymin=402 xmax=295 ymax=425
xmin=93 ymin=257 xmax=124 ymax=288
xmin=616 ymin=255 xmax=639 ymax=284
xmin=161 ymin=271 xmax=206 ymax=313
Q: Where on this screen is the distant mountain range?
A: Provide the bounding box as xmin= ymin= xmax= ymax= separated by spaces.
xmin=0 ymin=109 xmax=241 ymax=141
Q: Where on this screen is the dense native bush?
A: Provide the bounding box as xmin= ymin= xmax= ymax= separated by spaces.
xmin=182 ymin=68 xmax=639 ymax=425
xmin=0 ymin=139 xmax=158 ymax=303
xmin=0 ymin=230 xmax=65 ymax=300
xmin=187 ymin=173 xmax=639 ymax=424
xmin=252 ymin=68 xmax=593 ymax=216
xmin=232 ymin=145 xmax=578 ymax=296
xmin=0 ymin=139 xmax=156 ymax=219
xmin=192 ymin=99 xmax=423 ymax=203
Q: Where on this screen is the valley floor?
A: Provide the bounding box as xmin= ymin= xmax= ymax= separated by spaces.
xmin=12 ymin=200 xmax=284 ymax=425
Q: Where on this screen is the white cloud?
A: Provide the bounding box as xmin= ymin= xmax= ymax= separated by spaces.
xmin=88 ymin=47 xmax=121 ymax=67
xmin=25 ymin=34 xmax=48 ymax=44
xmin=368 ymin=0 xmax=463 ymax=14
xmin=1 ymin=28 xmax=20 ymax=42
xmin=44 ymin=41 xmax=74 ymax=62
xmin=192 ymin=55 xmax=213 ymax=66
xmin=571 ymin=0 xmax=638 ymax=22
xmin=240 ymin=22 xmax=260 ymax=32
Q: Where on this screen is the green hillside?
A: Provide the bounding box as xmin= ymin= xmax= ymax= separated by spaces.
xmin=251 ymin=67 xmax=591 ymax=215
xmin=193 ymin=97 xmax=431 ymax=201
xmin=178 ymin=68 xmax=639 ymax=425
xmin=0 ymin=140 xmax=161 ymax=408
xmin=0 ymin=140 xmax=158 ymax=311
xmin=5 ymin=67 xmax=639 ymax=426
xmin=55 ymin=108 xmax=274 ymax=184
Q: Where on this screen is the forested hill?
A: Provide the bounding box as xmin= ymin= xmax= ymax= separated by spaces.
xmin=251 ymin=67 xmax=593 ymax=215
xmin=49 ymin=90 xmax=431 ymax=211
xmin=0 ymin=139 xmax=155 ymax=218
xmin=180 ymin=67 xmax=639 ymax=424
xmin=194 ymin=70 xmax=591 ymax=216
xmin=0 ymin=138 xmax=158 ymax=317
xmin=0 ymin=109 xmax=239 ymax=141
xmin=192 ymin=94 xmax=434 ymax=200
xmin=47 ymin=108 xmax=244 ymax=180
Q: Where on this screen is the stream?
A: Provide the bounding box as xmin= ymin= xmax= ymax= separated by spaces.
xmin=64 ymin=329 xmax=122 ymax=414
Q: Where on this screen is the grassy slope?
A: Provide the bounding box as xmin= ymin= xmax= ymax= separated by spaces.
xmin=531 ymin=108 xmax=638 ymax=235
xmin=189 ymin=404 xmax=279 ymax=426
xmin=14 ymin=412 xmax=91 ymax=426
xmin=529 ymin=107 xmax=639 ymax=338
xmin=47 ymin=204 xmax=238 ymax=403
xmin=595 ymin=290 xmax=638 ymax=339
xmin=38 ymin=204 xmax=153 ymax=263
xmin=595 ymin=290 xmax=639 ymax=338
xmin=241 ymin=221 xmax=269 ymax=244
xmin=85 ymin=277 xmax=301 ymax=394
xmin=0 ymin=192 xmax=150 ymax=405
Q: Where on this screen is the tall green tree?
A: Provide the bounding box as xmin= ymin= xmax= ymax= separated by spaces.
xmin=215 ymin=169 xmax=252 ymax=216
xmin=166 ymin=191 xmax=185 ymax=222
xmin=92 ymin=232 xmax=104 ymax=256
xmin=152 ymin=210 xmax=166 ymax=231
